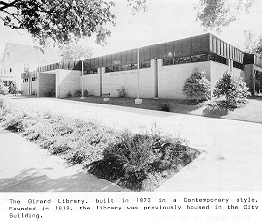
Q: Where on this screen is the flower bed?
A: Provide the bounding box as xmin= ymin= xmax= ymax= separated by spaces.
xmin=0 ymin=103 xmax=201 ymax=191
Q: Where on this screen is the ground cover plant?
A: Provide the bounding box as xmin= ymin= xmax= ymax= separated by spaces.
xmin=0 ymin=102 xmax=201 ymax=191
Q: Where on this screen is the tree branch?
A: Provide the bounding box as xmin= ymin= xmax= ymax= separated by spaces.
xmin=0 ymin=0 xmax=19 ymax=11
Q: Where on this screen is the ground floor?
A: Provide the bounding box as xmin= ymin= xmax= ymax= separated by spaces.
xmin=21 ymin=59 xmax=245 ymax=99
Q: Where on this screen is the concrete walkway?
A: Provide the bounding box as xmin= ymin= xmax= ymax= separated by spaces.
xmin=0 ymin=128 xmax=122 ymax=192
xmin=1 ymin=96 xmax=262 ymax=191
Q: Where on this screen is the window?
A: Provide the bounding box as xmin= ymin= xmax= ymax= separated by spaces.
xmin=208 ymin=53 xmax=227 ymax=65
xmin=24 ymin=64 xmax=29 ymax=72
xmin=163 ymin=59 xmax=173 ymax=66
xmin=140 ymin=61 xmax=151 ymax=69
xmin=233 ymin=61 xmax=243 ymax=70
xmin=10 ymin=68 xmax=12 ymax=73
xmin=32 ymin=78 xmax=36 ymax=81
xmin=163 ymin=54 xmax=209 ymax=66
xmin=85 ymin=69 xmax=98 ymax=75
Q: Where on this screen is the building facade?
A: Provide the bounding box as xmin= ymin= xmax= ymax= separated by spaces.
xmin=0 ymin=43 xmax=60 ymax=91
xmin=20 ymin=33 xmax=262 ymax=98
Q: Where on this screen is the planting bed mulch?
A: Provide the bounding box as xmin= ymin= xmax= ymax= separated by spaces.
xmin=0 ymin=101 xmax=201 ymax=191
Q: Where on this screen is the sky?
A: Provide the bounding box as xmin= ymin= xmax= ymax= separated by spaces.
xmin=0 ymin=0 xmax=262 ymax=59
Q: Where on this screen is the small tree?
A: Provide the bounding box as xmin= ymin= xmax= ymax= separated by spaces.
xmin=213 ymin=71 xmax=250 ymax=109
xmin=8 ymin=82 xmax=17 ymax=95
xmin=182 ymin=70 xmax=210 ymax=102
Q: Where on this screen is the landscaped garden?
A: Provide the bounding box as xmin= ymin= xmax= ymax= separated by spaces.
xmin=0 ymin=101 xmax=201 ymax=191
xmin=65 ymin=70 xmax=262 ymax=124
xmin=1 ymin=70 xmax=259 ymax=191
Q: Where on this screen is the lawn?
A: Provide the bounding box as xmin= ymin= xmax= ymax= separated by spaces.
xmin=0 ymin=99 xmax=201 ymax=191
xmin=65 ymin=95 xmax=262 ymax=124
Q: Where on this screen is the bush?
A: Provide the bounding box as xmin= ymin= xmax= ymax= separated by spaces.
xmin=103 ymin=133 xmax=157 ymax=189
xmin=3 ymin=112 xmax=27 ymax=132
xmin=66 ymin=91 xmax=72 ymax=98
xmin=74 ymin=89 xmax=82 ymax=97
xmin=83 ymin=89 xmax=89 ymax=97
xmin=31 ymin=90 xmax=36 ymax=96
xmin=182 ymin=70 xmax=210 ymax=102
xmin=44 ymin=90 xmax=55 ymax=97
xmin=1 ymin=103 xmax=201 ymax=191
xmin=213 ymin=71 xmax=250 ymax=109
xmin=8 ymin=83 xmax=17 ymax=94
xmin=158 ymin=103 xmax=170 ymax=112
xmin=116 ymin=86 xmax=127 ymax=98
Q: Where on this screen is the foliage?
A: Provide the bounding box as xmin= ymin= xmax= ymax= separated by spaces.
xmin=195 ymin=0 xmax=256 ymax=31
xmin=116 ymin=86 xmax=127 ymax=98
xmin=83 ymin=89 xmax=89 ymax=97
xmin=44 ymin=90 xmax=55 ymax=97
xmin=59 ymin=43 xmax=93 ymax=62
xmin=244 ymin=30 xmax=262 ymax=56
xmin=213 ymin=71 xmax=250 ymax=109
xmin=182 ymin=70 xmax=211 ymax=102
xmin=1 ymin=104 xmax=201 ymax=191
xmin=99 ymin=132 xmax=199 ymax=190
xmin=127 ymin=0 xmax=147 ymax=14
xmin=158 ymin=103 xmax=170 ymax=112
xmin=74 ymin=89 xmax=82 ymax=97
xmin=0 ymin=0 xmax=115 ymax=46
xmin=31 ymin=90 xmax=36 ymax=96
xmin=8 ymin=82 xmax=17 ymax=94
xmin=66 ymin=91 xmax=72 ymax=98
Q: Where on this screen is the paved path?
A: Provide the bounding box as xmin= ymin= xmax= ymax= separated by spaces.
xmin=1 ymin=96 xmax=262 ymax=191
xmin=0 ymin=128 xmax=122 ymax=192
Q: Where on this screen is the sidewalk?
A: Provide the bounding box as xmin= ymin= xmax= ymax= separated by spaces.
xmin=0 ymin=127 xmax=122 ymax=192
xmin=1 ymin=96 xmax=262 ymax=191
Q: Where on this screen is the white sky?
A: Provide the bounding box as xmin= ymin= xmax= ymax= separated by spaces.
xmin=0 ymin=0 xmax=262 ymax=58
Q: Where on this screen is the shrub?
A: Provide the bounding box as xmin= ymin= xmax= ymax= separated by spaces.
xmin=31 ymin=90 xmax=36 ymax=96
xmin=116 ymin=86 xmax=127 ymax=98
xmin=1 ymin=103 xmax=201 ymax=191
xmin=158 ymin=103 xmax=170 ymax=112
xmin=66 ymin=91 xmax=72 ymax=98
xmin=213 ymin=71 xmax=250 ymax=109
xmin=8 ymin=83 xmax=17 ymax=94
xmin=74 ymin=89 xmax=82 ymax=97
xmin=182 ymin=70 xmax=210 ymax=102
xmin=3 ymin=112 xmax=27 ymax=132
xmin=103 ymin=132 xmax=156 ymax=189
xmin=44 ymin=90 xmax=55 ymax=97
xmin=83 ymin=89 xmax=89 ymax=97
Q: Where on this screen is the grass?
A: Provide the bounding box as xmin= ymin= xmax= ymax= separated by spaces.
xmin=0 ymin=101 xmax=201 ymax=191
xmin=65 ymin=95 xmax=262 ymax=124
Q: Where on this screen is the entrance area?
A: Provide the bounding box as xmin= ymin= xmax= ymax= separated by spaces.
xmin=38 ymin=72 xmax=56 ymax=97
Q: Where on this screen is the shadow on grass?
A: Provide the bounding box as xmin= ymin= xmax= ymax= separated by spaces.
xmin=65 ymin=97 xmax=203 ymax=118
xmin=202 ymin=105 xmax=229 ymax=118
xmin=249 ymin=95 xmax=262 ymax=101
